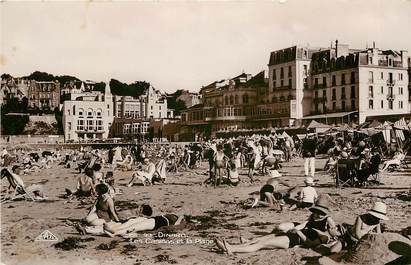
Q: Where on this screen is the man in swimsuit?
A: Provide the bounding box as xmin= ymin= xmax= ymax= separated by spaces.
xmin=103 ymin=206 xmax=184 ymax=237
xmin=65 ymin=168 xmax=96 ymax=197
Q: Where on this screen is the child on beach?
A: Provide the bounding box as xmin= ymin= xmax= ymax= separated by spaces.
xmin=290 ymin=177 xmax=318 ymax=210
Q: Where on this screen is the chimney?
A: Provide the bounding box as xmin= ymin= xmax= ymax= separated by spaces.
xmin=335 ymin=40 xmax=339 ymax=57
xmin=373 ymin=41 xmax=376 ymax=49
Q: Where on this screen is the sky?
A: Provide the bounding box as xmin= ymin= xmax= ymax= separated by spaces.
xmin=1 ymin=0 xmax=411 ymax=93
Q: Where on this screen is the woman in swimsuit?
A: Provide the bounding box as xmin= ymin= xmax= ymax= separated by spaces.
xmin=338 ymin=201 xmax=388 ymax=250
xmin=76 ymin=184 xmax=120 ymax=235
xmin=215 ymin=195 xmax=339 ymax=254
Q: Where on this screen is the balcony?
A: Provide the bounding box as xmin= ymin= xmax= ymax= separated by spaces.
xmin=275 ymin=85 xmax=291 ymax=90
xmin=387 ymin=94 xmax=395 ymax=101
xmin=313 ymin=97 xmax=327 ymax=103
xmin=387 ymin=80 xmax=396 ymax=87
xmin=314 ymin=83 xmax=327 ymax=89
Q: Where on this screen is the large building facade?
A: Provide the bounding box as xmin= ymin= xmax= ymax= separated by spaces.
xmin=113 ymin=85 xmax=169 ymax=119
xmin=62 ymin=83 xmax=114 ymax=141
xmin=306 ymin=42 xmax=409 ymax=123
xmin=181 ymin=42 xmax=410 ymax=139
xmin=27 ymin=80 xmax=60 ymax=110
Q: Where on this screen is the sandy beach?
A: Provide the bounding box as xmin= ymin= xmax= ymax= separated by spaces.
xmin=1 ymin=157 xmax=410 ymax=265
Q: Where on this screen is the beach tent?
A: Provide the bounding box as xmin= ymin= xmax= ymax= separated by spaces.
xmin=394 ymin=118 xmax=409 ymax=130
xmin=307 ymin=120 xmax=331 ymax=134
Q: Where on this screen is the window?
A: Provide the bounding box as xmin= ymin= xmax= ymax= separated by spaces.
xmin=288 ymin=66 xmax=292 ymax=77
xmin=381 ymin=86 xmax=384 ymax=94
xmin=79 ymin=108 xmax=84 ymax=116
xmin=389 ymin=100 xmax=393 ymax=110
xmin=341 ymin=101 xmax=346 ymax=111
xmin=341 ymin=87 xmax=346 ymax=99
xmin=351 ymin=86 xmax=355 ymax=99
xmin=322 ymin=90 xmax=327 ymax=98
xmin=229 ymin=95 xmax=233 ymax=105
xmin=315 ymin=91 xmax=319 ymax=98
xmin=332 ymin=102 xmax=336 ymax=111
xmin=280 ymin=67 xmax=284 ymax=79
xmin=288 ymin=79 xmax=292 ymax=88
xmin=243 ymin=94 xmax=249 ymax=104
xmin=399 ymin=101 xmax=403 ymax=109
xmin=332 ymin=89 xmax=336 ymax=100
xmin=225 ymin=96 xmax=228 ymax=105
xmin=68 ymin=122 xmax=72 ymax=131
xmin=303 ymin=65 xmax=308 ymax=75
xmin=369 ymin=71 xmax=374 ymax=83
xmin=280 ymin=80 xmax=284 ymax=87
xmin=369 ymin=57 xmax=373 ymax=64
xmin=369 ymin=100 xmax=374 ymax=109
xmin=235 ymin=95 xmax=238 ymax=104
xmin=350 ymin=72 xmax=355 ymax=83
xmin=399 ymin=87 xmax=403 ymax=95
xmin=322 ymin=76 xmax=327 ymax=87
xmin=273 ymin=81 xmax=276 ymax=90
xmin=369 ymin=86 xmax=374 ymax=98
xmin=73 ymin=105 xmax=76 ymax=115
xmin=272 ymin=69 xmax=276 ymax=80
xmin=381 ymin=72 xmax=384 ymax=79
xmin=314 ymin=78 xmax=318 ymax=86
xmin=381 ymin=100 xmax=384 ymax=109
xmin=341 ymin=74 xmax=346 ymax=85
xmin=399 ymin=73 xmax=403 ymax=80
xmin=351 ymin=100 xmax=356 ymax=110
xmin=332 ymin=75 xmax=336 ymax=86
xmin=67 ymin=109 xmax=70 ymax=115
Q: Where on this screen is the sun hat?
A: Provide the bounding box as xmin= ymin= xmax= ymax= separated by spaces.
xmin=269 ymin=170 xmax=282 ymax=178
xmin=309 ymin=195 xmax=330 ymax=216
xmin=304 ymin=177 xmax=314 ymax=185
xmin=368 ymin=201 xmax=389 ymax=220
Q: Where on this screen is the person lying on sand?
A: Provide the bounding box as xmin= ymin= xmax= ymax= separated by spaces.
xmin=337 ymin=201 xmax=388 ymax=250
xmin=75 ymin=183 xmax=120 ymax=235
xmin=128 ymin=158 xmax=156 ymax=186
xmin=216 ymin=195 xmax=340 ymax=254
xmin=103 ymin=210 xmax=185 ymax=238
xmin=65 ymin=168 xmax=96 ymax=197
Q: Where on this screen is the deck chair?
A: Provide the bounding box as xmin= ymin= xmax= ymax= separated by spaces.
xmin=336 ymin=159 xmax=355 ymax=187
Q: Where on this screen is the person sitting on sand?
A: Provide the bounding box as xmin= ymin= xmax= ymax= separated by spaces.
xmin=75 ymin=183 xmax=120 ymax=235
xmin=103 ymin=206 xmax=185 ymax=237
xmin=227 ymin=159 xmax=240 ymax=186
xmin=114 ymin=154 xmax=134 ymax=171
xmin=249 ymin=170 xmax=289 ymax=209
xmin=128 ymin=158 xmax=156 ymax=186
xmin=92 ymin=163 xmax=104 ymax=184
xmin=290 ymin=177 xmax=318 ymax=210
xmin=338 ymin=201 xmax=388 ymax=250
xmin=216 ymin=195 xmax=340 ymax=254
xmin=104 ymin=171 xmax=119 ymax=198
xmin=65 ymin=168 xmax=96 ymax=197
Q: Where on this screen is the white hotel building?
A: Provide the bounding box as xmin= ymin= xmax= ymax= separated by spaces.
xmin=62 ymin=82 xmax=114 ymax=141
